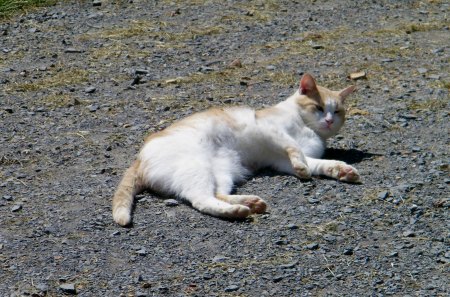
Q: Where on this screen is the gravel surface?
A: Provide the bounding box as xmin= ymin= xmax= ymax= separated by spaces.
xmin=1 ymin=0 xmax=449 ymax=296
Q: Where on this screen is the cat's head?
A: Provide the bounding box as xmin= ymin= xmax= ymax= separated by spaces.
xmin=296 ymin=73 xmax=355 ymax=139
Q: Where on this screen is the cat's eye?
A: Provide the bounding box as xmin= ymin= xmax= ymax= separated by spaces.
xmin=334 ymin=110 xmax=341 ymax=114
xmin=316 ymin=106 xmax=324 ymax=112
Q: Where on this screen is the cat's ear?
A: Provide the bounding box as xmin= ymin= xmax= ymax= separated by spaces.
xmin=339 ymin=85 xmax=356 ymax=102
xmin=299 ymin=73 xmax=318 ymax=95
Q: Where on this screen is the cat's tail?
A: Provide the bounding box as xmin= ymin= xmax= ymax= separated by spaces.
xmin=112 ymin=160 xmax=143 ymax=226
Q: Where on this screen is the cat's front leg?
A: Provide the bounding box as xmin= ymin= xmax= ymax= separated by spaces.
xmin=286 ymin=147 xmax=311 ymax=179
xmin=306 ymin=157 xmax=360 ymax=183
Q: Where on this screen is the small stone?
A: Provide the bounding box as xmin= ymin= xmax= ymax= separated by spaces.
xmin=378 ymin=191 xmax=389 ymax=200
xmin=199 ymin=66 xmax=215 ymax=72
xmin=11 ymin=204 xmax=22 ymax=212
xmin=349 ymin=71 xmax=366 ymax=80
xmin=164 ymin=199 xmax=179 ymax=207
xmin=88 ymin=104 xmax=99 ymax=112
xmin=323 ymin=234 xmax=336 ymax=242
xmin=111 ymin=230 xmax=120 ymax=236
xmin=3 ymin=107 xmax=13 ymax=113
xmin=229 ymin=59 xmax=242 ymax=68
xmin=34 ymin=282 xmax=48 ymax=293
xmin=266 ymin=65 xmax=276 ymax=71
xmin=93 ymin=0 xmax=102 ymax=6
xmin=381 ymin=58 xmax=394 ymax=63
xmin=224 ymin=285 xmax=239 ymax=292
xmin=305 ymin=243 xmax=319 ymax=250
xmin=287 ymin=224 xmax=299 ymax=230
xmin=3 ymin=195 xmax=13 ymax=201
xmin=417 ymin=68 xmax=428 ymax=74
xmin=136 ymin=248 xmax=147 ymax=256
xmin=311 ymin=44 xmax=324 ymax=49
xmin=280 ymin=261 xmax=298 ymax=269
xmin=388 ymin=251 xmax=399 ymax=257
xmin=212 ymin=255 xmax=228 ymax=263
xmin=307 ymin=197 xmax=320 ymax=204
xmin=428 ymin=74 xmax=441 ymax=80
xmin=85 ymin=86 xmax=96 ymax=94
xmin=59 ymin=283 xmax=76 ymax=294
xmin=431 ymin=48 xmax=444 ymax=54
xmin=400 ymin=114 xmax=417 ymax=120
xmin=136 ymin=291 xmax=147 ymax=297
xmin=273 ymin=275 xmax=284 ymax=283
xmin=64 ymin=48 xmax=83 ymax=53
xmin=343 ymin=248 xmax=354 ymax=255
xmin=135 ymin=69 xmax=149 ymax=75
xmin=402 ymin=230 xmax=415 ymax=237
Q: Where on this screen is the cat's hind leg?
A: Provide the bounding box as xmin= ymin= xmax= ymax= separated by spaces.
xmin=216 ymin=194 xmax=267 ymax=214
xmin=305 ymin=157 xmax=360 ymax=182
xmin=214 ymin=171 xmax=267 ymax=215
xmin=189 ymin=195 xmax=252 ymax=219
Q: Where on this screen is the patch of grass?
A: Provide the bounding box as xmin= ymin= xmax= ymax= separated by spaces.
xmin=37 ymin=93 xmax=78 ymax=109
xmin=0 ymin=0 xmax=56 ymax=18
xmin=369 ymin=20 xmax=449 ymax=37
xmin=8 ymin=68 xmax=89 ymax=92
xmin=81 ymin=20 xmax=224 ymax=43
xmin=408 ymin=98 xmax=448 ymax=111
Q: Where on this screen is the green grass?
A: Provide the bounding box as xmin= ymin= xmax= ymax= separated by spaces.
xmin=0 ymin=0 xmax=56 ymax=18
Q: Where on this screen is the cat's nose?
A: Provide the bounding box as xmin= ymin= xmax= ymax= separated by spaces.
xmin=325 ymin=118 xmax=334 ymax=125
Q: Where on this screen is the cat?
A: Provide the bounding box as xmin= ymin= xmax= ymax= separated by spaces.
xmin=112 ymin=73 xmax=359 ymax=226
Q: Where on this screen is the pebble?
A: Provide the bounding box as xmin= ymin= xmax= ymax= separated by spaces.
xmin=88 ymin=104 xmax=99 ymax=112
xmin=136 ymin=248 xmax=148 ymax=256
xmin=307 ymin=197 xmax=320 ymax=204
xmin=164 ymin=199 xmax=179 ymax=206
xmin=428 ymin=74 xmax=440 ymax=80
xmin=402 ymin=230 xmax=416 ymax=237
xmin=64 ymin=48 xmax=83 ymax=53
xmin=212 ymin=255 xmax=228 ymax=263
xmin=135 ymin=69 xmax=149 ymax=75
xmin=273 ymin=275 xmax=284 ymax=283
xmin=229 ymin=58 xmax=242 ymax=68
xmin=378 ymin=191 xmax=389 ymax=200
xmin=92 ymin=0 xmax=102 ymax=6
xmin=349 ymin=71 xmax=366 ymax=80
xmin=343 ymin=248 xmax=354 ymax=255
xmin=417 ymin=68 xmax=428 ymax=74
xmin=305 ymin=243 xmax=319 ymax=250
xmin=266 ymin=65 xmax=276 ymax=71
xmin=323 ymin=234 xmax=336 ymax=242
xmin=3 ymin=195 xmax=13 ymax=201
xmin=286 ymin=224 xmax=299 ymax=230
xmin=311 ymin=44 xmax=324 ymax=49
xmin=85 ymin=86 xmax=96 ymax=94
xmin=34 ymin=282 xmax=48 ymax=293
xmin=11 ymin=204 xmax=22 ymax=212
xmin=59 ymin=283 xmax=76 ymax=294
xmin=224 ymin=285 xmax=239 ymax=292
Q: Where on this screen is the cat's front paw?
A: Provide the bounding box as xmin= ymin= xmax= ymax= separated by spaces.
xmin=293 ymin=162 xmax=312 ymax=180
xmin=326 ymin=162 xmax=360 ymax=183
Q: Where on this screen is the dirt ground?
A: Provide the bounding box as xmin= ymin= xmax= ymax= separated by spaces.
xmin=0 ymin=0 xmax=449 ymax=296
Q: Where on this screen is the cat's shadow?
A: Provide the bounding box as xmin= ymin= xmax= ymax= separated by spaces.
xmin=322 ymin=148 xmax=379 ymax=165
xmin=254 ymin=148 xmax=378 ymax=178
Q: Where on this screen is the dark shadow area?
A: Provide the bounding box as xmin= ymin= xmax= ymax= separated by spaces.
xmin=323 ymin=148 xmax=381 ymax=165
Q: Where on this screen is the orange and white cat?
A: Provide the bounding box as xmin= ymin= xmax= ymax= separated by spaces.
xmin=112 ymin=73 xmax=359 ymax=226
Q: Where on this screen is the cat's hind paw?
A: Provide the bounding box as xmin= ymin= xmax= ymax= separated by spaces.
xmin=240 ymin=196 xmax=267 ymax=214
xmin=326 ymin=162 xmax=360 ymax=183
xmin=293 ymin=162 xmax=312 ymax=180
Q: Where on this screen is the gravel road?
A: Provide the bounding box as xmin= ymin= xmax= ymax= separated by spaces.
xmin=1 ymin=0 xmax=449 ymax=296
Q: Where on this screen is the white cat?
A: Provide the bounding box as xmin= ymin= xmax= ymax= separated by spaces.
xmin=112 ymin=73 xmax=359 ymax=226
